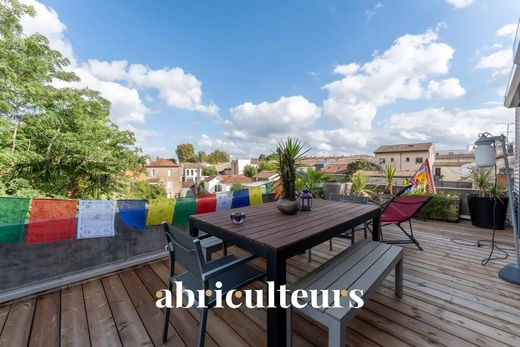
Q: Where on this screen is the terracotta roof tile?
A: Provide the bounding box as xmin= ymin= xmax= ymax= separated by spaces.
xmin=146 ymin=158 xmax=179 ymax=167
xmin=374 ymin=142 xmax=433 ymax=154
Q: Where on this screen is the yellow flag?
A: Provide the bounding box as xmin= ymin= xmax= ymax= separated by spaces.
xmin=146 ymin=198 xmax=176 ymax=225
xmin=248 ymin=187 xmax=263 ymax=206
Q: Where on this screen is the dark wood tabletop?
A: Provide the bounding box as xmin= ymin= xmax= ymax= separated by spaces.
xmin=189 ymin=198 xmax=382 ymax=347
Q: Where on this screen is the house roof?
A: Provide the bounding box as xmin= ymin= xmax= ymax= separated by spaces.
xmin=146 ymin=159 xmax=179 ymax=167
xmin=183 ymin=163 xmax=204 ymax=169
xmin=204 ymin=175 xmax=255 ymax=184
xmin=253 ymin=171 xmax=278 ymax=179
xmin=321 ymin=164 xmax=349 ymax=174
xmin=374 ymin=142 xmax=433 ymax=154
xmin=182 ymin=181 xmax=196 ymax=188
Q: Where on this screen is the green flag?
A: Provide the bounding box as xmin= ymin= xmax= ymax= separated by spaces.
xmin=0 ymin=197 xmax=30 ymax=243
xmin=266 ymin=181 xmax=274 ymax=194
xmin=173 ymin=196 xmax=197 ymax=226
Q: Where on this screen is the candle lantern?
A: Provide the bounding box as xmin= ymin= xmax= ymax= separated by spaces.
xmin=300 ymin=189 xmax=312 ymax=211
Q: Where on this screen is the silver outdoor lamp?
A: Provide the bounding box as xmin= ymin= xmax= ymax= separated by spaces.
xmin=474 ymin=133 xmax=520 ymax=284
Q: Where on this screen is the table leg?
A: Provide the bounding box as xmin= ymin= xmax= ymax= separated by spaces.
xmin=266 ymin=252 xmax=286 ymax=347
xmin=189 ymin=224 xmax=199 ymax=237
xmin=372 ymin=214 xmax=381 ymax=241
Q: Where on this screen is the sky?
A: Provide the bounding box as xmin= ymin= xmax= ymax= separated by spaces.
xmin=18 ymin=0 xmax=520 ymax=159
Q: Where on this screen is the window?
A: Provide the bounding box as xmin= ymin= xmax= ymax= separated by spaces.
xmin=405 ymin=157 xmax=410 ymax=162
xmin=415 ymin=157 xmax=423 ymax=164
xmin=167 ymin=169 xmax=172 ymax=177
xmin=390 ymin=157 xmax=394 ymax=163
xmin=435 ymin=168 xmax=441 ymax=176
xmin=150 ymin=169 xmax=156 ymax=177
xmin=215 ymin=184 xmax=222 ymax=192
xmin=167 ymin=181 xmax=173 ymax=189
xmin=379 ymin=158 xmax=386 ymax=164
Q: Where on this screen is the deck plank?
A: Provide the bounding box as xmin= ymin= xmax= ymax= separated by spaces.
xmin=29 ymin=292 xmax=60 ymax=347
xmin=0 ymin=306 xmax=9 ymax=337
xmin=60 ymin=285 xmax=90 ymax=347
xmin=0 ymin=299 xmax=35 ymax=347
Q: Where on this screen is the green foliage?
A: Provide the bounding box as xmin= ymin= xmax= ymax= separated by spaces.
xmin=230 ymin=183 xmax=244 ymax=191
xmin=381 ymin=164 xmax=396 ymax=194
xmin=197 ymin=150 xmax=207 ymax=163
xmin=296 ymin=169 xmax=332 ymax=197
xmin=123 ymin=181 xmax=166 ymax=200
xmin=350 ymin=172 xmax=371 ymax=197
xmin=207 ymin=149 xmax=230 ymax=164
xmin=202 ymin=166 xmax=217 ymax=176
xmin=406 ymin=192 xmax=460 ymax=222
xmin=258 ymin=160 xmax=277 ymax=172
xmin=175 ymin=143 xmax=197 ymax=163
xmin=277 ymin=138 xmax=309 ymax=200
xmin=469 ymin=167 xmax=495 ymax=197
xmin=243 ymin=164 xmax=257 ymax=177
xmin=0 ymin=1 xmax=144 ymax=199
xmin=344 ymin=160 xmax=381 ymax=181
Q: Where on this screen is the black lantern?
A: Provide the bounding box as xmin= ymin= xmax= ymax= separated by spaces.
xmin=300 ymin=189 xmax=312 ymax=211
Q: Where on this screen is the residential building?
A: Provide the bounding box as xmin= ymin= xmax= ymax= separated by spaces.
xmin=145 ymin=158 xmax=182 ymax=198
xmin=183 ymin=163 xmax=205 ymax=183
xmin=374 ymin=142 xmax=435 ymax=172
xmin=252 ymin=171 xmax=279 ymax=182
xmin=203 ymin=175 xmax=255 ymax=193
xmin=433 ymin=149 xmax=475 ymax=183
xmin=231 ymin=159 xmax=258 ymax=175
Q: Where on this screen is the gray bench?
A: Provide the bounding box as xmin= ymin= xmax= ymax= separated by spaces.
xmin=287 ymin=239 xmax=403 ymax=347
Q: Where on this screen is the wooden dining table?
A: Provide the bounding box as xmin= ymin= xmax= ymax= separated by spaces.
xmin=189 ymin=198 xmax=381 ymax=347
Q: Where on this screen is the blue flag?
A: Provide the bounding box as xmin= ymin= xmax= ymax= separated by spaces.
xmin=118 ymin=200 xmax=147 ymax=231
xmin=231 ymin=189 xmax=250 ymax=209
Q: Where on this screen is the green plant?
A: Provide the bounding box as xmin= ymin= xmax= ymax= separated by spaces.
xmin=406 ymin=192 xmax=460 ymax=222
xmin=230 ymin=183 xmax=244 ymax=191
xmin=277 ymin=138 xmax=309 ymax=200
xmin=381 ymin=164 xmax=396 ymax=194
xmin=350 ymin=172 xmax=371 ymax=197
xmin=202 ymin=166 xmax=217 ymax=176
xmin=469 ymin=167 xmax=494 ymax=197
xmin=258 ymin=160 xmax=278 ymax=172
xmin=344 ymin=160 xmax=381 ymax=181
xmin=243 ymin=164 xmax=258 ymax=177
xmin=296 ymin=169 xmax=332 ymax=197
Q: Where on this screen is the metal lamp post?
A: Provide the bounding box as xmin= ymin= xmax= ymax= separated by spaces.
xmin=474 ymin=133 xmax=520 ymax=284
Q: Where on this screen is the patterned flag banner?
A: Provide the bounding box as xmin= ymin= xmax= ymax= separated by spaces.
xmin=77 ymin=200 xmax=115 ymax=239
xmin=248 ymin=187 xmax=263 ymax=206
xmin=27 ymin=199 xmax=77 ymax=244
xmin=196 ymin=194 xmax=217 ymax=214
xmin=147 ymin=198 xmax=175 ymax=226
xmin=408 ymin=159 xmax=436 ymax=193
xmin=0 ymin=197 xmax=30 ymax=243
xmin=232 ymin=189 xmax=250 ymax=209
xmin=216 ymin=192 xmax=233 ymax=211
xmin=118 ymin=200 xmax=147 ymax=231
xmin=173 ymin=196 xmax=197 ymax=225
xmin=266 ymin=181 xmax=274 ymax=194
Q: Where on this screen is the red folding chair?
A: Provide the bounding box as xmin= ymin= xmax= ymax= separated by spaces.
xmin=379 ymin=195 xmax=431 ymax=250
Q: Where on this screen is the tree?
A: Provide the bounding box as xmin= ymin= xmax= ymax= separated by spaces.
xmin=258 ymin=160 xmax=277 ymax=172
xmin=243 ymin=164 xmax=257 ymax=177
xmin=202 ymin=166 xmax=217 ymax=176
xmin=207 ymin=150 xmax=230 ymax=164
xmin=344 ymin=160 xmax=381 ymax=181
xmin=230 ymin=183 xmax=244 ymax=191
xmin=258 ymin=154 xmax=267 ymax=161
xmin=0 ymin=1 xmax=145 ymax=199
xmin=124 ymin=181 xmax=166 ymax=199
xmin=296 ymin=169 xmax=333 ymax=197
xmin=175 ymin=143 xmax=197 ymax=163
xmin=197 ymin=150 xmax=207 ymax=163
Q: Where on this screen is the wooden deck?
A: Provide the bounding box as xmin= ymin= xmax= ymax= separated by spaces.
xmin=1 ymin=219 xmax=520 ymax=346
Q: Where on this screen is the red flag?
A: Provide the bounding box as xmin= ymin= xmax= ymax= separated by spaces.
xmin=196 ymin=194 xmax=217 ymax=214
xmin=27 ymin=199 xmax=77 ymax=244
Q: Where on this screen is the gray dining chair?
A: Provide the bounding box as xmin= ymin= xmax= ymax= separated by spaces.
xmin=307 ymin=194 xmax=371 ymax=262
xmin=162 ymin=223 xmax=265 ymax=347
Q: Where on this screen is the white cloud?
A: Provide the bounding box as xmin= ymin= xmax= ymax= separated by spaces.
xmin=20 ymin=0 xmax=218 ymax=128
xmin=322 ymin=29 xmax=460 ymax=147
xmin=496 ymin=22 xmax=517 ymax=39
xmin=228 ymin=96 xmax=321 ymax=140
xmin=365 ymin=3 xmax=383 ymax=21
xmin=426 ymin=78 xmax=466 ymax=99
xmin=385 ymin=106 xmax=514 ymax=147
xmin=476 ymin=48 xmax=512 ymax=70
xmin=444 ymin=0 xmax=475 ymax=9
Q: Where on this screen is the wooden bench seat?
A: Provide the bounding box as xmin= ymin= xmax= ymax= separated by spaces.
xmin=287 ymin=239 xmax=403 ymax=347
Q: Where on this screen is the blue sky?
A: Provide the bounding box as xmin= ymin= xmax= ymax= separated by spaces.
xmin=21 ymin=0 xmax=520 ymax=159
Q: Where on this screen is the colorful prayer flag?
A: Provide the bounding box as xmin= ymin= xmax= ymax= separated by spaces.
xmin=231 ymin=189 xmax=250 ymax=209
xmin=27 ymin=199 xmax=77 ymax=244
xmin=248 ymin=187 xmax=262 ymax=206
xmin=146 ymin=198 xmax=175 ymax=225
xmin=266 ymin=181 xmax=274 ymax=194
xmin=118 ymin=199 xmax=147 ymax=231
xmin=77 ymin=200 xmax=115 ymax=239
xmin=173 ymin=196 xmax=197 ymax=225
xmin=216 ymin=192 xmax=233 ymax=211
xmin=0 ymin=197 xmax=30 ymax=243
xmin=196 ymin=194 xmax=217 ymax=214
xmin=408 ymin=159 xmax=436 ymax=193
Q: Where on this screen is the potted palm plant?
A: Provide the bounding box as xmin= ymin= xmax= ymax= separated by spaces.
xmin=276 ymin=138 xmax=309 ymax=214
xmin=350 ymin=172 xmax=372 ymax=197
xmin=381 ymin=164 xmax=396 ymax=194
xmin=467 ymin=167 xmax=509 ymax=229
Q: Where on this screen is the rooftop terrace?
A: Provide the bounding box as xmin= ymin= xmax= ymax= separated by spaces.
xmin=1 ymin=219 xmax=519 ymax=346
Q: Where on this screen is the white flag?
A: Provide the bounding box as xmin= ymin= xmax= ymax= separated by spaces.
xmin=77 ymin=200 xmax=115 ymax=239
xmin=216 ymin=192 xmax=233 ymax=211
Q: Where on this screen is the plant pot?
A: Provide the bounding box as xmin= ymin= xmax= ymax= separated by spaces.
xmin=277 ymin=198 xmax=299 ymax=215
xmin=467 ymin=195 xmax=508 ymax=229
xmin=322 ymin=182 xmax=345 ymax=200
